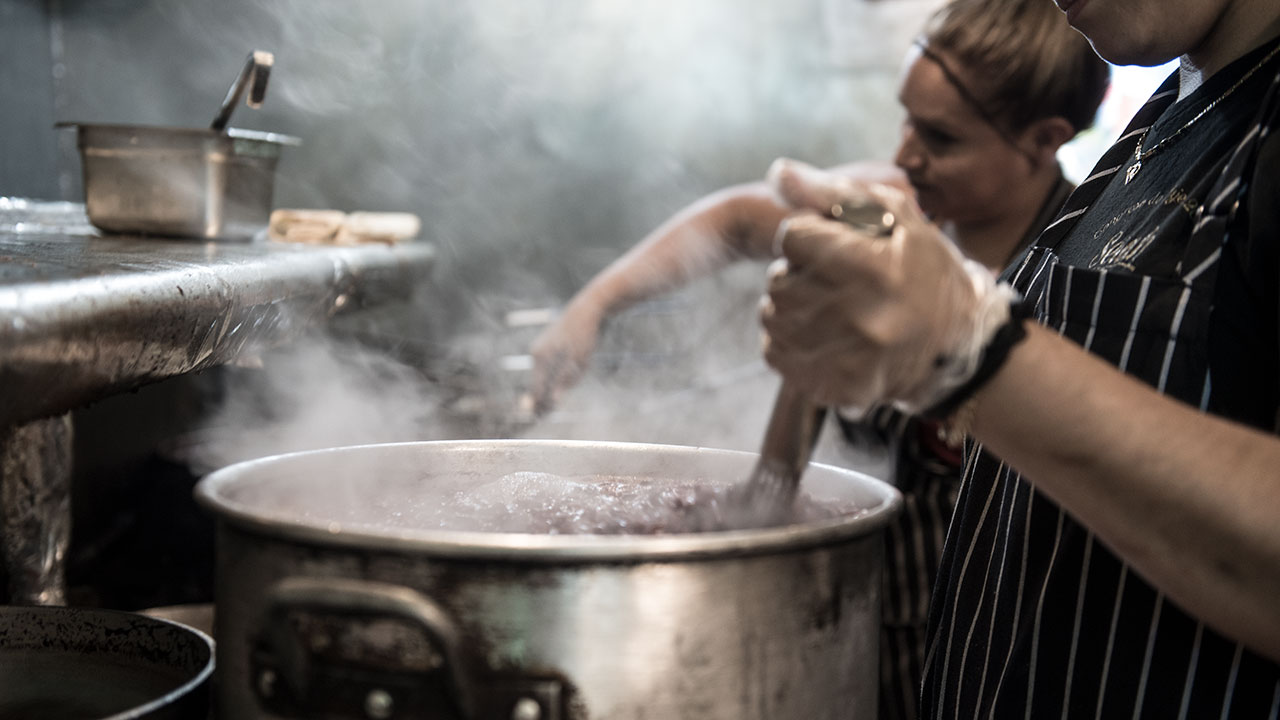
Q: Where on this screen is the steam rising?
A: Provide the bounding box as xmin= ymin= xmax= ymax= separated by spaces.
xmin=182 ymin=250 xmax=889 ymax=486
xmin=183 ymin=332 xmax=444 ymax=475
xmin=75 ymin=1 xmax=930 ymax=484
xmin=185 ymin=267 xmax=779 ymax=476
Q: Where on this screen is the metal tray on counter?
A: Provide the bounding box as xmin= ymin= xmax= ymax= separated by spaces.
xmin=60 ymin=122 xmax=300 ymax=241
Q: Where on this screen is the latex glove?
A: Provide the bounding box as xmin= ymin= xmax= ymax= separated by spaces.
xmin=760 ymin=158 xmax=1017 ymax=414
xmin=527 ymin=299 xmax=604 ymax=415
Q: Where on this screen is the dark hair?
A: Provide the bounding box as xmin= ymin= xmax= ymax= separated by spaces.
xmin=923 ymin=0 xmax=1111 ymax=134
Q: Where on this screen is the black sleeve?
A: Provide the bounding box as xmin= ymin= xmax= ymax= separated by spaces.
xmin=1246 ymin=106 xmax=1280 ymax=431
xmin=1207 ymin=88 xmax=1280 ymax=431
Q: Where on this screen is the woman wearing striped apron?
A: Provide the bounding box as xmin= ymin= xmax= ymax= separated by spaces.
xmin=762 ymin=0 xmax=1280 ymax=715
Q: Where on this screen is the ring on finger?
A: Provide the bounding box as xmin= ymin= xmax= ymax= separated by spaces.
xmin=830 ymin=199 xmax=895 ymax=237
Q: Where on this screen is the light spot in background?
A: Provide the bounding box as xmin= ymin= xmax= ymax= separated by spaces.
xmin=1059 ymin=60 xmax=1180 ymax=184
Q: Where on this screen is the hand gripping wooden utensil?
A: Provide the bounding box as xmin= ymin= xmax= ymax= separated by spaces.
xmin=738 ymin=198 xmax=896 ymax=524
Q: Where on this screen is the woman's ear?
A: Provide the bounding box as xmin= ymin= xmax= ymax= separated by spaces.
xmin=1023 ymin=116 xmax=1078 ymax=167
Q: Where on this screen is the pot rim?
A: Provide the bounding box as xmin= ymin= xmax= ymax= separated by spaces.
xmin=194 ymin=439 xmax=902 ymax=562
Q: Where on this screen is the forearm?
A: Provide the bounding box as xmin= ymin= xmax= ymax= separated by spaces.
xmin=568 ymin=184 xmax=786 ymax=320
xmin=574 ymin=159 xmax=909 ymax=320
xmin=972 ymin=323 xmax=1280 ymax=661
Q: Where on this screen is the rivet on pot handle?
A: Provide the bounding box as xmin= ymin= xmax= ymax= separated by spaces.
xmin=251 ymin=576 xmax=476 ymax=719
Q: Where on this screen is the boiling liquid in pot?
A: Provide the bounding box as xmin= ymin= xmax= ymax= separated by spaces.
xmin=326 ymin=472 xmax=866 ymax=535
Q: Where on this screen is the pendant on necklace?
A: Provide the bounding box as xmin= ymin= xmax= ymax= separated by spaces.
xmin=1125 ymin=160 xmax=1141 ymax=185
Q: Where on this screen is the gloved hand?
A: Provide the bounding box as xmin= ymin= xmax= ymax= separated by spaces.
xmin=760 ymin=158 xmax=1018 ymax=415
xmin=527 ymin=299 xmax=604 ymax=415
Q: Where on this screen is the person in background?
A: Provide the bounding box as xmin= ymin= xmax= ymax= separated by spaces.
xmin=529 ymin=1 xmax=1108 ymax=717
xmin=761 ymin=0 xmax=1280 ymax=715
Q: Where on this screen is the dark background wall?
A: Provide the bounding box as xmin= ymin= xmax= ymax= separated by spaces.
xmin=2 ymin=0 xmax=940 ymax=334
xmin=1 ymin=0 xmax=61 ymax=200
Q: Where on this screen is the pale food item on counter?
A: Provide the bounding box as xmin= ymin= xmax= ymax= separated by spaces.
xmin=268 ymin=209 xmax=346 ymax=243
xmin=268 ymin=209 xmax=420 ymax=245
xmin=336 ymin=211 xmax=421 ymax=245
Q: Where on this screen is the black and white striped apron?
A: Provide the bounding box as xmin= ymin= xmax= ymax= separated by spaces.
xmin=872 ymin=411 xmax=961 ymax=720
xmin=920 ymin=61 xmax=1280 ymax=718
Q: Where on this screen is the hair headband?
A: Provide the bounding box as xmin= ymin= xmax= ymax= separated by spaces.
xmin=913 ymin=39 xmax=1034 ymax=161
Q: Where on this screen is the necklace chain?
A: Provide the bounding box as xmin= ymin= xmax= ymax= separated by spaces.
xmin=1126 ymin=42 xmax=1280 ymax=184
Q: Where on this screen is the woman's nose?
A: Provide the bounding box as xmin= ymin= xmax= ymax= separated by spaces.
xmin=894 ymin=129 xmax=924 ymax=172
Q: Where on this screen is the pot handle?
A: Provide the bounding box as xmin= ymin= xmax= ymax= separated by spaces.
xmin=252 ymin=576 xmax=476 ymax=720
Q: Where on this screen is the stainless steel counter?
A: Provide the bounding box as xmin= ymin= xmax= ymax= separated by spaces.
xmin=0 ymin=197 xmax=435 ymax=604
xmin=0 ymin=198 xmax=436 ymax=426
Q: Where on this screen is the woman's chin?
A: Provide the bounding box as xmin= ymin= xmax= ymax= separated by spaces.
xmin=915 ymin=198 xmax=943 ymax=223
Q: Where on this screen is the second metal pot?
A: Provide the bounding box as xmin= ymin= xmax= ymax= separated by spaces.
xmin=0 ymin=605 xmax=214 ymax=718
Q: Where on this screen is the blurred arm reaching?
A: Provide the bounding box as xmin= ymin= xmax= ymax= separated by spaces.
xmin=527 ymin=161 xmax=910 ymax=414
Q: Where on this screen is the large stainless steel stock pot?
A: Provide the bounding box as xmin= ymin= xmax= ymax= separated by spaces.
xmin=195 ymin=439 xmax=901 ymax=720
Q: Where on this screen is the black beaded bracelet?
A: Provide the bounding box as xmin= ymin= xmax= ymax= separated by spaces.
xmin=923 ymin=300 xmax=1033 ymax=422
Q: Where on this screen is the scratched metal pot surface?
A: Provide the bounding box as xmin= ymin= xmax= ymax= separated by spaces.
xmin=196 ymin=439 xmax=901 ymax=720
